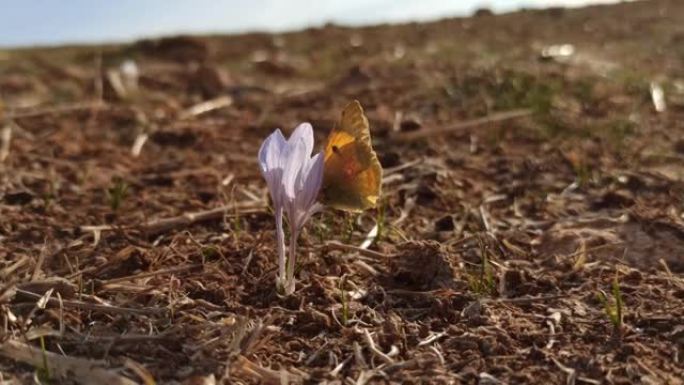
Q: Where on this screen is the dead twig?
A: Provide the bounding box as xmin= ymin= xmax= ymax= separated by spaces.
xmin=141 ymin=201 xmax=265 ymax=235
xmin=391 ymin=109 xmax=532 ymax=142
xmin=359 ymin=328 xmax=394 ymax=365
xmin=15 ymin=289 xmax=165 ymax=316
xmin=483 ymin=294 xmax=566 ymax=305
xmin=324 ymin=241 xmax=394 ymax=259
xmin=97 ymin=264 xmax=202 ymax=287
xmin=0 ymin=255 xmax=30 ymax=279
xmin=9 ymin=101 xmax=106 ymax=119
xmin=65 ymin=330 xmax=175 ymax=344
xmin=81 ymin=200 xmax=266 ymax=236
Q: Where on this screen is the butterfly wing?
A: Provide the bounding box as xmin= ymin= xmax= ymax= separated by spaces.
xmin=322 ymin=101 xmax=382 ymax=212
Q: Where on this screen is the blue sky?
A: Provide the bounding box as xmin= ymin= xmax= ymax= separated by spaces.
xmin=0 ymin=0 xmax=623 ymax=48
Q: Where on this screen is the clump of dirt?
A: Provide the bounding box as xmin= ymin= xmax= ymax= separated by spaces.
xmin=390 ymin=241 xmax=456 ymax=289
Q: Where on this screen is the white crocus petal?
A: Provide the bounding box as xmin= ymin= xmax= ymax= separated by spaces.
xmin=294 ymin=153 xmax=324 ymax=228
xmin=258 ymin=128 xmax=287 ymax=172
xmin=282 ymin=138 xmax=308 ymax=200
xmin=258 ymin=129 xmax=287 ymax=204
xmin=305 ymin=153 xmax=324 ymax=204
xmin=288 ymin=123 xmax=314 ymax=157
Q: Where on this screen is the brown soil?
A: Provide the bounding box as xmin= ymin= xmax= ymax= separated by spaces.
xmin=1 ymin=0 xmax=683 ymax=383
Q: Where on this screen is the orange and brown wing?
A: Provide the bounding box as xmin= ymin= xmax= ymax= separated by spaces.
xmin=322 ymin=101 xmax=382 ymax=212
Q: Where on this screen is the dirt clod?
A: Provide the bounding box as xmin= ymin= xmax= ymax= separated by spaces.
xmin=390 ymin=241 xmax=455 ymax=289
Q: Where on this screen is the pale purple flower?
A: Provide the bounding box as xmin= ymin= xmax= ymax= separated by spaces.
xmin=258 ymin=123 xmax=324 ymax=294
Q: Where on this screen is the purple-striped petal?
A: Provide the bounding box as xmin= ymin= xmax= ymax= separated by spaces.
xmin=282 ymin=138 xmax=308 ymax=200
xmin=258 ymin=128 xmax=287 ymax=172
xmin=289 ymin=123 xmax=314 ymax=157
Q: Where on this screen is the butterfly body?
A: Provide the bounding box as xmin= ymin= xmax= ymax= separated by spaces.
xmin=322 ymin=101 xmax=382 ymax=212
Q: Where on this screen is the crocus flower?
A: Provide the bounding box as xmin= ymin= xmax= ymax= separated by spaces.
xmin=258 ymin=123 xmax=324 ymax=294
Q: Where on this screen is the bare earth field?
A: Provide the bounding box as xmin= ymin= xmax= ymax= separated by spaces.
xmin=1 ymin=0 xmax=683 ymax=383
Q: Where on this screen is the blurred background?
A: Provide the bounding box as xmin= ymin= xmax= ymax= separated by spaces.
xmin=0 ymin=0 xmax=626 ymax=48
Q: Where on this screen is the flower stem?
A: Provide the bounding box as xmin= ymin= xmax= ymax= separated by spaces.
xmin=275 ymin=207 xmax=286 ymax=290
xmin=284 ymin=227 xmax=299 ymax=295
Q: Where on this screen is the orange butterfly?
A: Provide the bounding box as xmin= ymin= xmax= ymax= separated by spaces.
xmin=321 ymin=101 xmax=382 ymax=212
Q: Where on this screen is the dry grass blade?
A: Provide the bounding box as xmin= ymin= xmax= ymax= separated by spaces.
xmin=359 ymin=328 xmax=394 ymax=364
xmin=130 ymin=133 xmax=149 ymax=157
xmin=179 ymin=96 xmax=233 ymax=119
xmin=359 ymin=224 xmax=378 ymax=249
xmin=0 ymin=339 xmax=138 ymax=385
xmin=0 ymin=124 xmax=11 ymax=162
xmin=572 ymin=239 xmax=587 ymax=271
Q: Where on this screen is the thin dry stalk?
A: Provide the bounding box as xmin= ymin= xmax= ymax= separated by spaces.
xmin=142 ymin=201 xmax=265 ymax=235
xmin=15 ymin=289 xmax=165 ymax=316
xmin=324 ymin=241 xmax=393 ymax=259
xmin=391 ymin=109 xmax=531 ymax=142
xmin=0 ymin=256 xmax=30 ymax=279
xmin=483 ymin=294 xmax=566 ymax=305
xmin=98 ymin=264 xmax=202 ymax=286
xmin=81 ymin=200 xmax=266 ymax=236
